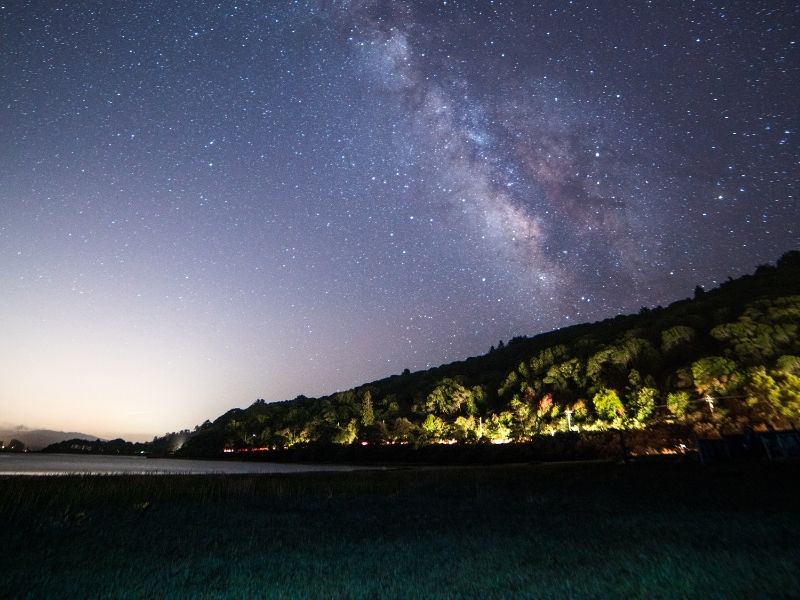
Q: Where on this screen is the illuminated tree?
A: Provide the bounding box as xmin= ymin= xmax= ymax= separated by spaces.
xmin=629 ymin=387 xmax=656 ymax=425
xmin=691 ymin=356 xmax=739 ymax=396
xmin=543 ymin=358 xmax=585 ymax=393
xmin=508 ymin=394 xmax=550 ymax=440
xmin=360 ymin=390 xmax=374 ymax=426
xmin=517 ymin=360 xmax=530 ymax=380
xmin=391 ymin=417 xmax=417 ymax=442
xmin=425 ymin=378 xmax=474 ymax=415
xmin=498 ymin=370 xmax=519 ymax=398
xmin=711 ymin=298 xmax=800 ymax=364
xmin=484 ymin=412 xmax=512 ymax=442
xmin=537 ymin=393 xmax=554 ymax=418
xmin=571 ymin=399 xmax=589 ymax=421
xmin=622 ymin=369 xmax=655 ymax=427
xmin=421 ymin=414 xmax=446 ymax=440
xmin=332 ymin=419 xmax=358 ymax=445
xmin=592 ymin=388 xmax=624 ymax=422
xmin=744 ymin=367 xmax=800 ymax=427
xmin=452 ymin=415 xmax=478 ymax=442
xmin=776 ymin=355 xmax=800 ymax=375
xmin=666 ymin=391 xmax=691 ymax=420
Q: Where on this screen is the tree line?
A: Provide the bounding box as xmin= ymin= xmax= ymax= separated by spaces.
xmin=175 ymin=251 xmax=800 ymax=456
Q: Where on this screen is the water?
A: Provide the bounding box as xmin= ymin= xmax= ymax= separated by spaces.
xmin=0 ymin=453 xmax=369 ymax=475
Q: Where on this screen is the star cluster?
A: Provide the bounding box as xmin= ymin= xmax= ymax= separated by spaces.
xmin=1 ymin=1 xmax=797 ymax=438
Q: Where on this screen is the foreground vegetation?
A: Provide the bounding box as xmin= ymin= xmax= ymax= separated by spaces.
xmin=2 ymin=460 xmax=799 ymax=598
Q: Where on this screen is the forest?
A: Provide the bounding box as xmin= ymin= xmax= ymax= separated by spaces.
xmin=86 ymin=251 xmax=799 ymax=458
xmin=172 ymin=251 xmax=800 ymax=457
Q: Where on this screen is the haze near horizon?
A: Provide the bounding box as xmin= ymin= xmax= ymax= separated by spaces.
xmin=2 ymin=1 xmax=797 ymax=438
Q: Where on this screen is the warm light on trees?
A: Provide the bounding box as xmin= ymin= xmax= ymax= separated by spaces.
xmin=166 ymin=255 xmax=800 ymax=456
xmin=391 ymin=417 xmax=417 ymax=443
xmin=360 ymin=390 xmax=374 ymax=426
xmin=592 ymin=388 xmax=624 ymax=422
xmin=691 ymin=356 xmax=739 ymax=396
xmin=421 ymin=414 xmax=446 ymax=440
xmin=484 ymin=412 xmax=512 ymax=442
xmin=425 ymin=378 xmax=473 ymax=415
xmin=630 ymin=387 xmax=657 ymax=425
xmin=744 ymin=367 xmax=800 ymax=427
xmin=333 ymin=419 xmax=358 ymax=445
xmin=666 ymin=391 xmax=691 ymax=420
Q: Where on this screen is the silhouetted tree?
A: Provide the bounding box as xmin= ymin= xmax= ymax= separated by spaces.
xmin=7 ymin=439 xmax=25 ymax=452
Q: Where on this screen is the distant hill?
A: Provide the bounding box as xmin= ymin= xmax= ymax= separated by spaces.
xmin=0 ymin=427 xmax=99 ymax=451
xmin=170 ymin=250 xmax=800 ymax=458
xmin=41 ymin=437 xmax=150 ymax=455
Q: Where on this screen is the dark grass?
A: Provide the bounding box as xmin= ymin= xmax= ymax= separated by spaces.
xmin=2 ymin=459 xmax=799 ymax=598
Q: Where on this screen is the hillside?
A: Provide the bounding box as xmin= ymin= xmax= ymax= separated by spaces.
xmin=176 ymin=251 xmax=800 ymax=457
xmin=0 ymin=427 xmax=99 ymax=452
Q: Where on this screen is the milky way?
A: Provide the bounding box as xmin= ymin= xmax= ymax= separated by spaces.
xmin=1 ymin=1 xmax=798 ymax=437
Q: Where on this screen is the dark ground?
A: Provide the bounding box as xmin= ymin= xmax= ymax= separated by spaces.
xmin=1 ymin=458 xmax=799 ymax=599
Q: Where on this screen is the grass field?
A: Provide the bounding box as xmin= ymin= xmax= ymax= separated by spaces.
xmin=1 ymin=459 xmax=799 ymax=598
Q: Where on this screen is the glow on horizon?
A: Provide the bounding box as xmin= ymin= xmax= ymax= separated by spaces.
xmin=0 ymin=269 xmax=403 ymax=438
xmin=2 ymin=1 xmax=797 ymax=438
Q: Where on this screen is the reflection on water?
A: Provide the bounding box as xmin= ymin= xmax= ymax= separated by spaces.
xmin=0 ymin=453 xmax=365 ymax=475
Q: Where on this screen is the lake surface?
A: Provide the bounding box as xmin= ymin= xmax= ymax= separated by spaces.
xmin=0 ymin=453 xmax=370 ymax=475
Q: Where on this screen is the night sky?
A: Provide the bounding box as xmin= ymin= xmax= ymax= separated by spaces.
xmin=2 ymin=1 xmax=798 ymax=439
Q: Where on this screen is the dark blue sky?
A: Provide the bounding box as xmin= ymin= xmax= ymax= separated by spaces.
xmin=2 ymin=0 xmax=797 ymax=438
